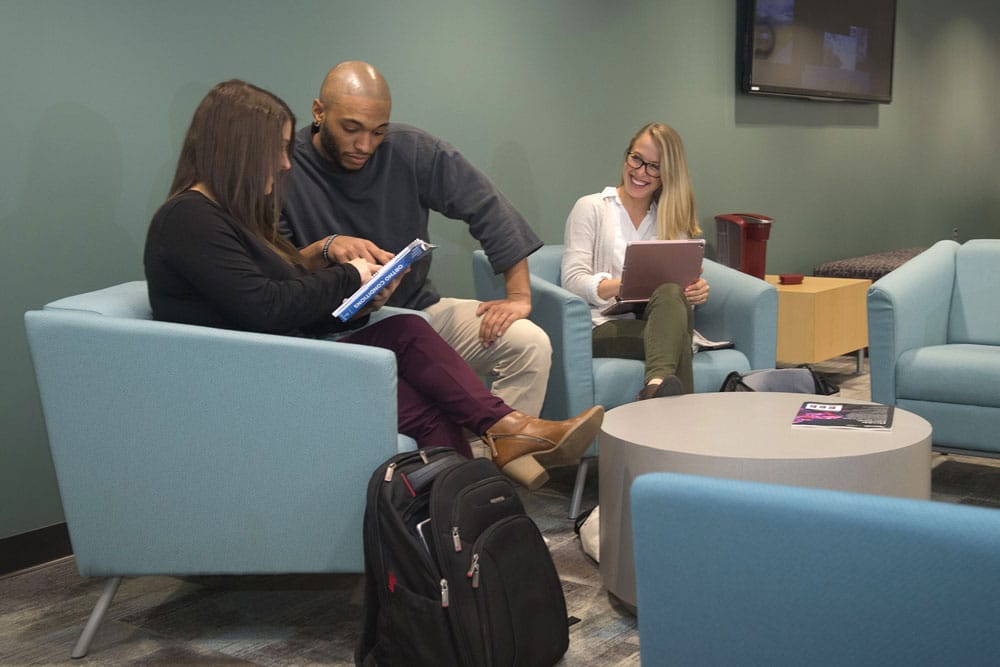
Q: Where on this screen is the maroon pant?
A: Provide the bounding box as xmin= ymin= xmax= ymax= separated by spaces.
xmin=341 ymin=314 xmax=513 ymax=457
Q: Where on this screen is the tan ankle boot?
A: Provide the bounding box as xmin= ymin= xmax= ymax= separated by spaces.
xmin=482 ymin=406 xmax=604 ymax=489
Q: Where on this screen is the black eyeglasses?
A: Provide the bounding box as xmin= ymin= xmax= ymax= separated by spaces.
xmin=625 ymin=152 xmax=660 ymax=178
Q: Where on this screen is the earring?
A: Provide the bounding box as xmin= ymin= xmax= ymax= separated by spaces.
xmin=313 ymin=119 xmax=321 ymax=128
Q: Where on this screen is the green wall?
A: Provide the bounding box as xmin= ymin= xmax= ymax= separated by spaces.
xmin=3 ymin=0 xmax=999 ymax=540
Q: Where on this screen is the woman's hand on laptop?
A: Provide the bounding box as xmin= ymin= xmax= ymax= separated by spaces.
xmin=597 ymin=278 xmax=622 ymax=301
xmin=684 ymin=277 xmax=710 ymax=306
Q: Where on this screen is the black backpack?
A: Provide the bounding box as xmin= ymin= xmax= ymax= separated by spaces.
xmin=356 ymin=447 xmax=569 ymax=667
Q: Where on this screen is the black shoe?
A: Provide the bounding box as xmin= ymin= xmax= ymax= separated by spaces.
xmin=636 ymin=375 xmax=684 ymax=400
xmin=654 ymin=375 xmax=685 ymax=397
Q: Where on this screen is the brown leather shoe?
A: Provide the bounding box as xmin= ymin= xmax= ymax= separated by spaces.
xmin=483 ymin=406 xmax=604 ymax=488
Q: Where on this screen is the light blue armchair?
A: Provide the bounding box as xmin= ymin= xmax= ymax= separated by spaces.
xmin=632 ymin=473 xmax=1000 ymax=666
xmin=868 ymin=239 xmax=1000 ymax=455
xmin=24 ymin=281 xmax=416 ymax=657
xmin=473 ymin=246 xmax=777 ymax=516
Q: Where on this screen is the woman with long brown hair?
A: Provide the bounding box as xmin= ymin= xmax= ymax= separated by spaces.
xmin=561 ymin=122 xmax=711 ymax=400
xmin=144 ymin=80 xmax=601 ymax=489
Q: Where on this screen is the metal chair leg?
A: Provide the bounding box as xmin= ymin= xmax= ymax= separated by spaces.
xmin=568 ymin=457 xmax=591 ymax=519
xmin=71 ymin=576 xmax=122 ymax=659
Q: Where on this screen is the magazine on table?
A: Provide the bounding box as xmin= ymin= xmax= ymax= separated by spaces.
xmin=792 ymin=401 xmax=894 ymax=431
xmin=332 ymin=238 xmax=436 ymax=322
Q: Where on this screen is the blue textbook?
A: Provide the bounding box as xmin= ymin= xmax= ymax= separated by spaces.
xmin=332 ymin=238 xmax=436 ymax=322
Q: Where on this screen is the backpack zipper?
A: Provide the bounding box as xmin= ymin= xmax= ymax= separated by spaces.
xmin=383 ymin=447 xmax=450 ymax=483
xmin=440 ymin=578 xmax=450 ymax=607
xmin=466 ymin=553 xmax=480 ymax=588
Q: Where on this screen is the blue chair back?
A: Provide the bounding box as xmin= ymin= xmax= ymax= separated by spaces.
xmin=632 ymin=472 xmax=1000 ymax=666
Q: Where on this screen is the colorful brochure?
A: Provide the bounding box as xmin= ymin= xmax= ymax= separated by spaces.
xmin=792 ymin=401 xmax=894 ymax=431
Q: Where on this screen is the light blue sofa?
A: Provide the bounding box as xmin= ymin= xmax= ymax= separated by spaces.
xmin=474 ymin=246 xmax=777 ymax=515
xmin=632 ymin=472 xmax=1000 ymax=666
xmin=868 ymin=239 xmax=1000 ymax=455
xmin=24 ymin=281 xmax=417 ymax=657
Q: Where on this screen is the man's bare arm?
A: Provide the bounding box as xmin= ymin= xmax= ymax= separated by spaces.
xmin=475 ymin=259 xmax=533 ymax=346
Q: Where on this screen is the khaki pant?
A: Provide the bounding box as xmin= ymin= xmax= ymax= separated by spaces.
xmin=424 ymin=298 xmax=552 ymax=418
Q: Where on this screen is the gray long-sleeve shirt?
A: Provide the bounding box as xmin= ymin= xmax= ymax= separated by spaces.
xmin=281 ymin=123 xmax=542 ymax=310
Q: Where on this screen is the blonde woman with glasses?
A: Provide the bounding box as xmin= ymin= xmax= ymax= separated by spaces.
xmin=561 ymin=123 xmax=710 ymax=400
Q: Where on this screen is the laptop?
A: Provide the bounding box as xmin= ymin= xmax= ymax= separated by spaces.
xmin=600 ymin=239 xmax=706 ymax=316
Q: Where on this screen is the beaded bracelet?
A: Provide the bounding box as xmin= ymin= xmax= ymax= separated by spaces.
xmin=321 ymin=234 xmax=338 ymax=264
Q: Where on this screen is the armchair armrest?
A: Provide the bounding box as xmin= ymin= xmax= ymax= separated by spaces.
xmin=25 ymin=310 xmax=400 ymax=575
xmin=472 ymin=249 xmax=507 ymax=302
xmin=367 ymin=305 xmax=430 ymax=324
xmin=867 ymin=240 xmax=958 ymax=404
xmin=526 ymin=274 xmax=596 ymax=420
xmin=698 ymin=259 xmax=777 ymax=370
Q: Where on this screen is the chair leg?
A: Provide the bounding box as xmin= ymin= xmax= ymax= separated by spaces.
xmin=71 ymin=576 xmax=122 ymax=659
xmin=568 ymin=458 xmax=591 ymax=519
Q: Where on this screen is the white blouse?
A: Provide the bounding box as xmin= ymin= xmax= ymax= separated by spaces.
xmin=562 ymin=186 xmax=672 ymax=326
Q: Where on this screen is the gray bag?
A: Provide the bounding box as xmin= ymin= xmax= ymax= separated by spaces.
xmin=720 ymin=367 xmax=838 ymax=395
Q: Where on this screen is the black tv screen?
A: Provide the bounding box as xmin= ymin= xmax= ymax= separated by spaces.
xmin=741 ymin=0 xmax=897 ymax=103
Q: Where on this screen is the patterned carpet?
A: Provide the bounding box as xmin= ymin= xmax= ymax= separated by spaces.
xmin=0 ymin=462 xmax=624 ymax=667
xmin=3 ymin=356 xmax=998 ymax=666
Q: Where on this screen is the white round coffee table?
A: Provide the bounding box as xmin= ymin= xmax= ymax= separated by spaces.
xmin=599 ymin=392 xmax=932 ymax=609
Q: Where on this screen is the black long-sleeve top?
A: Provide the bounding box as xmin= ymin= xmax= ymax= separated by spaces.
xmin=144 ymin=191 xmax=362 ymax=338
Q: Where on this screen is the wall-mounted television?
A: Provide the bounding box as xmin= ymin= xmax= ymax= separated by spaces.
xmin=740 ymin=0 xmax=897 ymax=103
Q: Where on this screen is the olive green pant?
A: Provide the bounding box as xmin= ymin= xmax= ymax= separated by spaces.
xmin=592 ymin=283 xmax=694 ymax=393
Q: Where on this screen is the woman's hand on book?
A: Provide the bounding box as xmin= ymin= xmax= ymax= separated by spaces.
xmin=353 ymin=271 xmax=407 ymax=319
xmin=347 ymin=257 xmax=379 ymax=284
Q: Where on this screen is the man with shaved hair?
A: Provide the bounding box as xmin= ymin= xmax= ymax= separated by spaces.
xmin=282 ymin=62 xmax=553 ymax=440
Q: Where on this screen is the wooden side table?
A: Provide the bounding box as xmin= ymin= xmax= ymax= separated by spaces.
xmin=764 ymin=275 xmax=871 ymax=372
